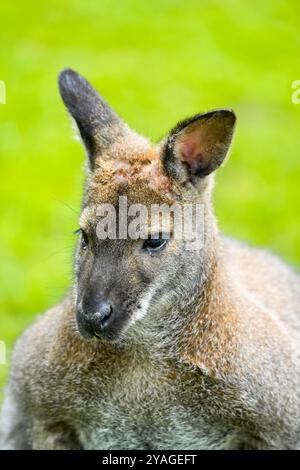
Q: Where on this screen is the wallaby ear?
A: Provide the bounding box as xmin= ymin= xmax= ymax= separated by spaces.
xmin=162 ymin=109 xmax=236 ymax=184
xmin=58 ymin=69 xmax=123 ymax=167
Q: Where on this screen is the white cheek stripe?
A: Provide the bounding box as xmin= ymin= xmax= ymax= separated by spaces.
xmin=128 ymin=287 xmax=156 ymax=327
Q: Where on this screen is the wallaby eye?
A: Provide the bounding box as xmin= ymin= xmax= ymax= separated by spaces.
xmin=75 ymin=228 xmax=89 ymax=250
xmin=142 ymin=235 xmax=168 ymax=253
xmin=81 ymin=230 xmax=89 ymax=250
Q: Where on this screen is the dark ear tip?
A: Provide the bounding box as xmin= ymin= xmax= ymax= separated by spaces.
xmin=59 ymin=68 xmax=77 ymax=80
xmin=58 ymin=68 xmax=83 ymax=95
xmin=58 ymin=68 xmax=76 ymax=85
xmin=216 ymin=109 xmax=237 ymax=126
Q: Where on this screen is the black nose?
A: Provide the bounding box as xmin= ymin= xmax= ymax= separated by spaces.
xmin=96 ymin=299 xmax=113 ymax=321
xmin=81 ymin=296 xmax=114 ymax=330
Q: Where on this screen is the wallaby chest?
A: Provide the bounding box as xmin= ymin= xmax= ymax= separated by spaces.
xmin=57 ymin=347 xmax=240 ymax=449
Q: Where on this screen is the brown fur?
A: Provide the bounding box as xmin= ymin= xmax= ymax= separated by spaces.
xmin=1 ymin=70 xmax=300 ymax=450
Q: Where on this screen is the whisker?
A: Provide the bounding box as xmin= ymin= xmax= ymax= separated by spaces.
xmin=52 ymin=198 xmax=79 ymax=216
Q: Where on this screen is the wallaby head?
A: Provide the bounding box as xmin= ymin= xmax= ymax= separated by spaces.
xmin=58 ymin=69 xmax=236 ymax=343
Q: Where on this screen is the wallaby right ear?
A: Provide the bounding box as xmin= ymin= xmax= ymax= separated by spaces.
xmin=162 ymin=109 xmax=236 ymax=185
xmin=58 ymin=69 xmax=123 ymax=167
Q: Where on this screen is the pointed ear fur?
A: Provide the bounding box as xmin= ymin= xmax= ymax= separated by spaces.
xmin=58 ymin=69 xmax=123 ymax=166
xmin=162 ymin=109 xmax=236 ymax=184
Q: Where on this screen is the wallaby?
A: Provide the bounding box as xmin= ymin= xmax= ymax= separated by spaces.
xmin=1 ymin=69 xmax=300 ymax=450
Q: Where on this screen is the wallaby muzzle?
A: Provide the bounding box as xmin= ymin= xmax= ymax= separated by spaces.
xmin=77 ymin=294 xmax=114 ymax=338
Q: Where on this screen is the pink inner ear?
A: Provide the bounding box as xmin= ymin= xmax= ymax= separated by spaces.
xmin=177 ymin=127 xmax=207 ymax=173
xmin=180 ymin=139 xmax=197 ymax=161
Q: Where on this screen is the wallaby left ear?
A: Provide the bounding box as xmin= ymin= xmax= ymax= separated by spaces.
xmin=58 ymin=68 xmax=124 ymax=167
xmin=162 ymin=109 xmax=236 ymax=184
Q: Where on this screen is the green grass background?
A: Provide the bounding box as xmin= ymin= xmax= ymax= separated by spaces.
xmin=1 ymin=0 xmax=300 ymax=398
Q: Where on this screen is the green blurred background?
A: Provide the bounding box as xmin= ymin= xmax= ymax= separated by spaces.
xmin=1 ymin=0 xmax=300 ymax=398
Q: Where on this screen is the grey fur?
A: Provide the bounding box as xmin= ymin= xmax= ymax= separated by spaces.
xmin=1 ymin=70 xmax=300 ymax=450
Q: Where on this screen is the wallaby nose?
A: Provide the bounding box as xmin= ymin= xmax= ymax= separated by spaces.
xmin=96 ymin=300 xmax=113 ymax=322
xmin=81 ymin=296 xmax=114 ymax=330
